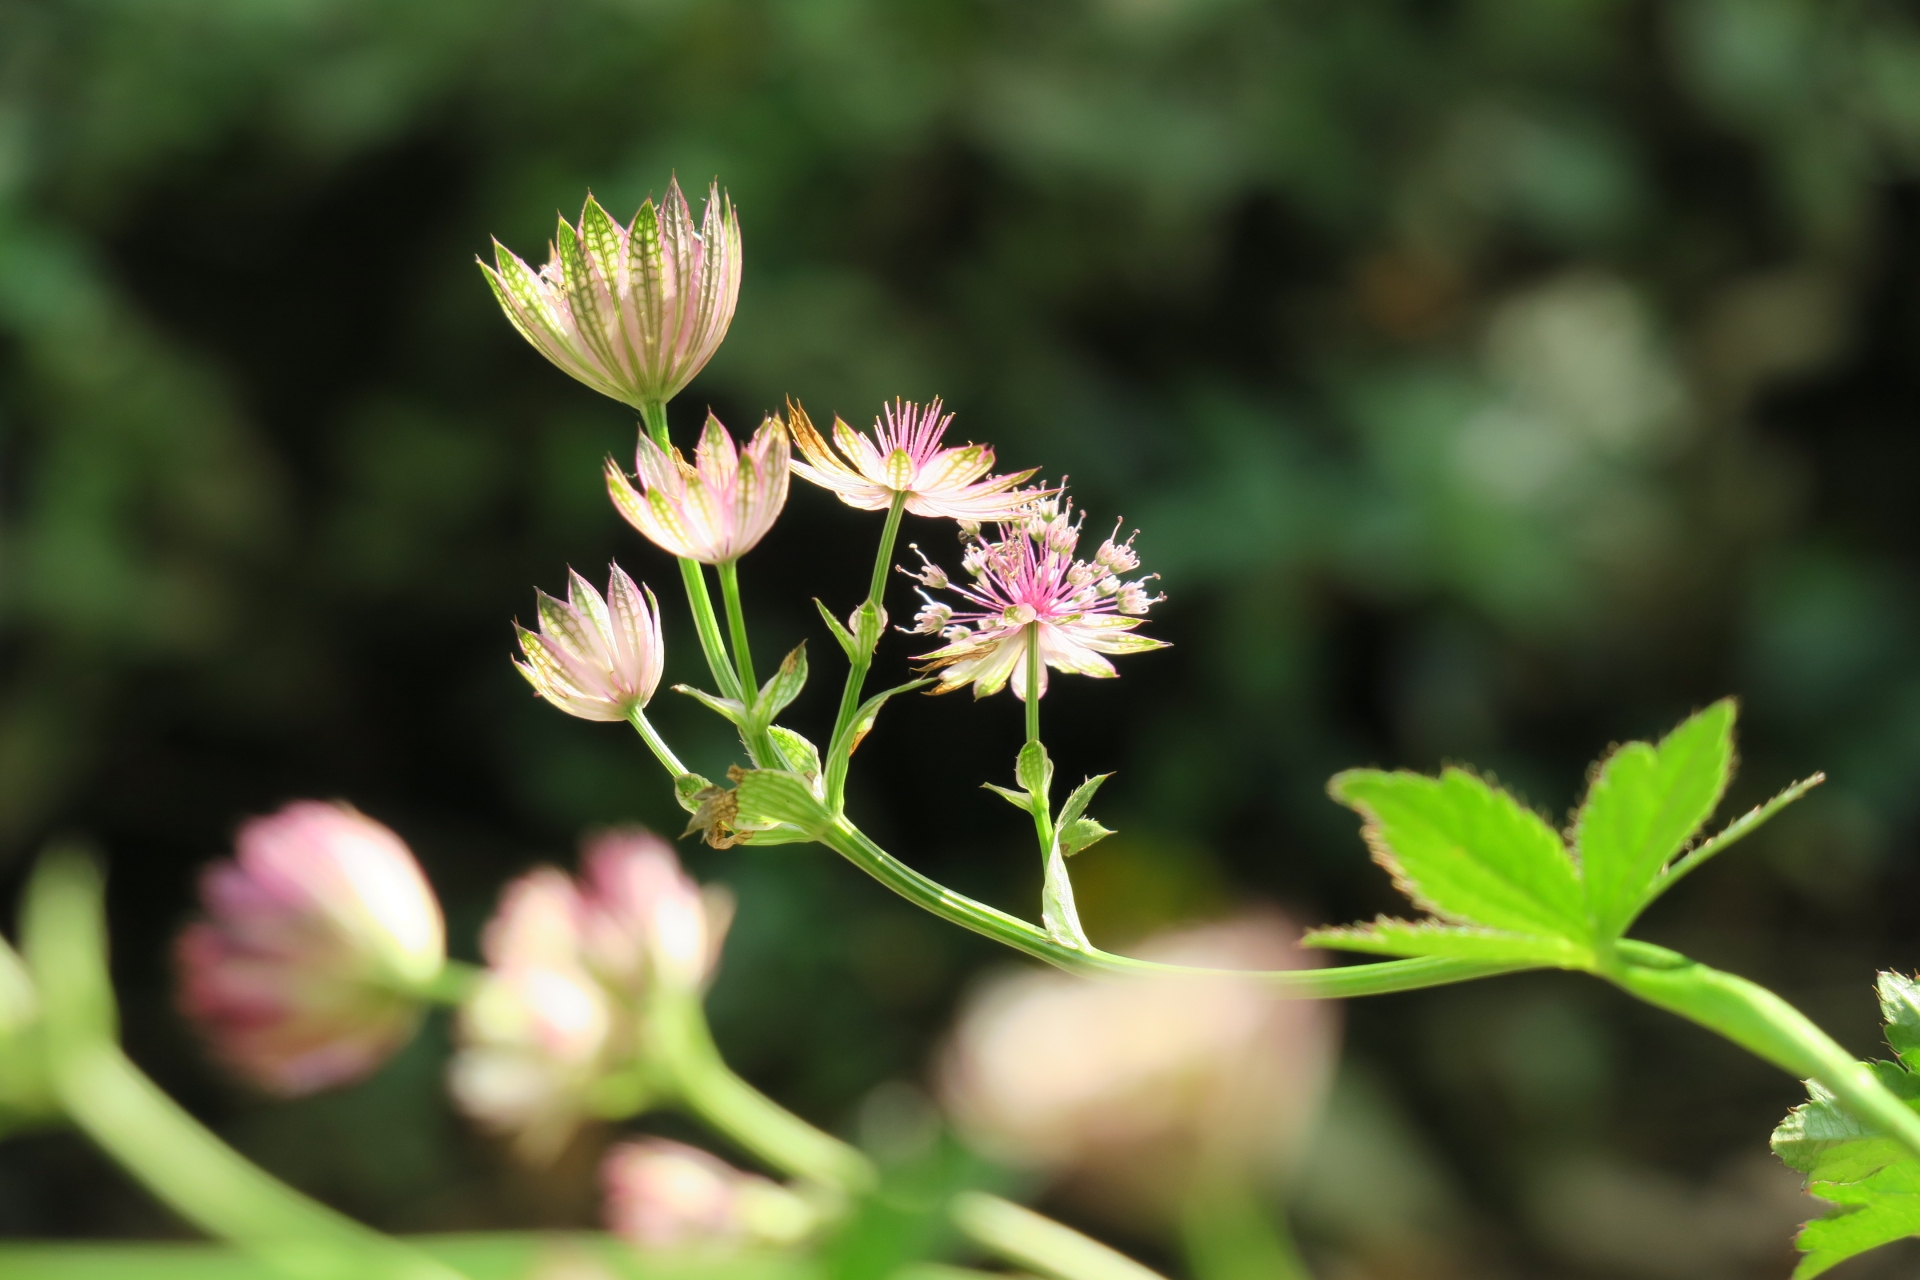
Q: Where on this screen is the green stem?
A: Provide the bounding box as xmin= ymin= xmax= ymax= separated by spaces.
xmin=820 ymin=817 xmax=1529 ymax=995
xmin=627 ymin=706 xmax=690 ymax=777
xmin=951 ymin=1192 xmax=1168 ymax=1280
xmin=1024 ymin=629 xmax=1041 ymax=747
xmin=22 ymin=849 xmax=466 ymax=1280
xmin=639 ymin=400 xmax=743 ymax=704
xmin=717 ymin=560 xmax=759 ymax=706
xmin=825 ymin=493 xmax=907 ymax=811
xmin=1180 ymin=1175 xmax=1310 ymax=1280
xmin=1604 ymin=940 xmax=1920 ymax=1159
xmin=649 ymin=990 xmax=875 ymax=1194
xmin=407 ymin=960 xmax=482 ymax=1007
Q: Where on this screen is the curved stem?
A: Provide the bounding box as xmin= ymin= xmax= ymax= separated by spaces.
xmin=638 ymin=400 xmax=743 ymax=704
xmin=22 ymin=849 xmax=466 ymax=1280
xmin=821 ymin=817 xmax=1530 ymax=995
xmin=628 ymin=706 xmax=690 ymax=777
xmin=649 ymin=989 xmax=875 ymax=1194
xmin=826 ymin=493 xmax=907 ymax=810
xmin=951 ymin=1192 xmax=1168 ymax=1280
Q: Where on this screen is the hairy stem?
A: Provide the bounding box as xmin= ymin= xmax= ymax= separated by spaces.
xmin=639 ymin=400 xmax=743 ymax=704
xmin=825 ymin=492 xmax=907 ymax=810
xmin=22 ymin=849 xmax=466 ymax=1280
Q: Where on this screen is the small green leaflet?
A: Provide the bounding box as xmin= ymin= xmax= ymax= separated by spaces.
xmin=1307 ymin=700 xmax=1819 ymax=966
xmin=1772 ymin=972 xmax=1920 ymax=1277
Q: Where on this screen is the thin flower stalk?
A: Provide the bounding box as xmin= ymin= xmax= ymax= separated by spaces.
xmin=482 ymin=180 xmax=740 ymax=410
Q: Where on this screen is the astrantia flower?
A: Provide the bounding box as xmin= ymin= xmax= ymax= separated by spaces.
xmin=483 ymin=180 xmax=741 ymax=408
xmin=449 ymin=830 xmax=733 ymax=1161
xmin=788 ymin=398 xmax=1042 ymax=521
xmin=911 ymin=502 xmax=1167 ymax=701
xmin=602 ymin=1139 xmax=816 ymax=1250
xmin=607 ymin=413 xmax=789 ymax=563
xmin=177 ymin=802 xmax=446 ymax=1095
xmin=515 ymin=564 xmax=664 ymax=722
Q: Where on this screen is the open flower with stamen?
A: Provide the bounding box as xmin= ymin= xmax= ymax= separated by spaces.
xmin=788 ymin=399 xmax=1043 ymax=521
xmin=912 ymin=503 xmax=1167 ymax=701
xmin=515 ymin=564 xmax=664 ymax=722
xmin=607 ymin=413 xmax=789 ymax=563
xmin=177 ymin=802 xmax=446 ymax=1095
xmin=482 ymin=179 xmax=741 ymax=408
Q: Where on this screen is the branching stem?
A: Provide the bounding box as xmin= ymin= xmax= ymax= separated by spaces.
xmin=825 ymin=493 xmax=907 ymax=809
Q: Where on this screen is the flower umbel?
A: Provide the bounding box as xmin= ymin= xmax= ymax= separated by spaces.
xmin=483 ymin=179 xmax=741 ymax=408
xmin=515 ymin=563 xmax=664 ymax=722
xmin=787 ymin=398 xmax=1042 ymax=521
xmin=911 ymin=502 xmax=1167 ymax=700
xmin=607 ymin=413 xmax=790 ymax=564
xmin=176 ymin=802 xmax=447 ymax=1096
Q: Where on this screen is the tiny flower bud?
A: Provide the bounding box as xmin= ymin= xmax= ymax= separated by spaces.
xmin=177 ymin=803 xmax=446 ymax=1096
xmin=603 ymin=1139 xmax=818 ymax=1250
xmin=1097 ymin=574 xmax=1121 ymax=597
xmin=957 ymin=519 xmax=982 ymax=540
xmin=940 ymin=624 xmax=973 ymax=643
xmin=1095 ymin=533 xmax=1140 ymax=575
xmin=1116 ymin=582 xmax=1157 ymax=615
xmin=911 ymin=601 xmax=954 ymax=635
xmin=1066 ymin=562 xmax=1098 ymax=590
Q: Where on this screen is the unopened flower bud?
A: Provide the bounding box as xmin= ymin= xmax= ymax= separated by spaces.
xmin=1066 ymin=562 xmax=1098 ymax=590
xmin=579 ymin=829 xmax=729 ymax=992
xmin=608 ymin=414 xmax=790 ymax=565
xmin=1116 ymin=582 xmax=1157 ymax=615
xmin=1043 ymin=514 xmax=1080 ymax=555
xmin=940 ymin=624 xmax=972 ymax=643
xmin=177 ymin=803 xmax=446 ymax=1095
xmin=603 ymin=1138 xmax=818 ymax=1250
xmin=1095 ymin=534 xmax=1140 ymax=575
xmin=911 ymin=601 xmax=954 ymax=635
xmin=516 ymin=564 xmax=664 ymax=722
xmin=961 ymin=544 xmax=990 ymax=578
xmin=1097 ymin=574 xmax=1121 ymax=597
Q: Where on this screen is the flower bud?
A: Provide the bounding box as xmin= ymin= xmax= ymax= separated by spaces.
xmin=602 ymin=1139 xmax=817 ymax=1250
xmin=1115 ymin=581 xmax=1158 ymax=616
xmin=1094 ymin=531 xmax=1141 ymax=575
xmin=176 ymin=802 xmax=446 ymax=1095
xmin=516 ymin=564 xmax=664 ymax=722
xmin=608 ymin=414 xmax=790 ymax=564
xmin=910 ymin=601 xmax=953 ymax=636
xmin=939 ymin=916 xmax=1337 ymax=1227
xmin=578 ymin=829 xmax=731 ymax=992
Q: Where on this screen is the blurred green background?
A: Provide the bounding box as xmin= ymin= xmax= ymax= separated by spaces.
xmin=6 ymin=0 xmax=1920 ymax=1274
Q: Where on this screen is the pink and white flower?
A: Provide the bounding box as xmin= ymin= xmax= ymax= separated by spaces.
xmin=911 ymin=502 xmax=1167 ymax=701
xmin=788 ymin=399 xmax=1042 ymax=521
xmin=602 ymin=1138 xmax=815 ymax=1250
xmin=607 ymin=413 xmax=789 ymax=563
xmin=449 ymin=830 xmax=733 ymax=1161
xmin=515 ymin=564 xmax=664 ymax=722
xmin=483 ymin=180 xmax=741 ymax=408
xmin=176 ymin=802 xmax=446 ymax=1096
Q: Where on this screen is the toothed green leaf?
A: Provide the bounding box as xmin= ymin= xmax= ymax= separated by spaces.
xmin=1303 ymin=919 xmax=1586 ymax=965
xmin=1329 ymin=767 xmax=1586 ymax=941
xmin=754 ymin=643 xmax=808 ymax=726
xmin=1055 ymin=774 xmax=1111 ymax=830
xmin=1574 ymin=700 xmax=1734 ymax=939
xmin=814 ymin=598 xmax=857 ymax=661
xmin=1058 ymin=816 xmax=1114 ymax=857
xmin=1772 ymin=973 xmax=1920 ymax=1276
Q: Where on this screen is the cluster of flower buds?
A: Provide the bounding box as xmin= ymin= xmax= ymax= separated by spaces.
xmin=483 ymin=180 xmax=741 ymax=410
xmin=176 ymin=803 xmax=447 ymax=1095
xmin=449 ymin=830 xmax=731 ymax=1161
xmin=907 ymin=499 xmax=1167 ymax=701
xmin=601 ymin=1137 xmax=817 ymax=1251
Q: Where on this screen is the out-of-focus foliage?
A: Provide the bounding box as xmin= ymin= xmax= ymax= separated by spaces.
xmin=7 ymin=0 xmax=1920 ymax=1273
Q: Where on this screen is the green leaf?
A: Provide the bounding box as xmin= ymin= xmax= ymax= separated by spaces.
xmin=1771 ymin=974 xmax=1920 ymax=1276
xmin=1055 ymin=774 xmax=1111 ymax=830
xmin=1057 ymin=817 xmax=1115 ymax=857
xmin=1573 ymin=700 xmax=1734 ymax=939
xmin=769 ymin=726 xmax=821 ymax=782
xmin=673 ymin=683 xmax=748 ymax=727
xmin=829 ymin=677 xmax=932 ymax=763
xmin=1329 ymin=767 xmax=1586 ymax=943
xmin=981 ymin=782 xmax=1034 ymax=813
xmin=754 ymin=643 xmax=808 ymax=726
xmin=672 ymin=771 xmax=715 ymax=814
xmin=1303 ymin=919 xmax=1587 ymax=966
xmin=1016 ymin=743 xmax=1053 ymax=803
xmin=815 ymin=598 xmax=857 ymax=661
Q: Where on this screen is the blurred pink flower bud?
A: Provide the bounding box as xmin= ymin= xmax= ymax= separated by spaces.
xmin=482 ymin=180 xmax=741 ymax=409
xmin=448 ymin=870 xmax=613 ymax=1161
xmin=603 ymin=1138 xmax=816 ymax=1250
xmin=578 ymin=829 xmax=732 ymax=992
xmin=607 ymin=413 xmax=789 ymax=563
xmin=788 ymin=399 xmax=1044 ymax=522
xmin=515 ymin=564 xmax=664 ymax=722
xmin=176 ymin=802 xmax=446 ymax=1096
xmin=938 ymin=915 xmax=1339 ymax=1226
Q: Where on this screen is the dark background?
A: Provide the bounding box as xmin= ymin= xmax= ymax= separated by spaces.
xmin=5 ymin=0 xmax=1920 ymax=1275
